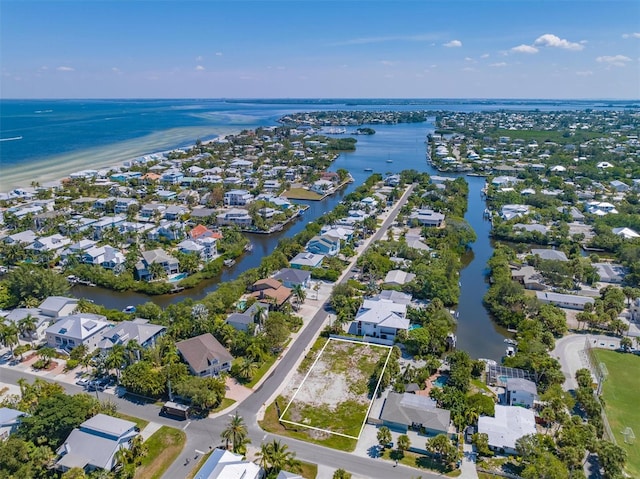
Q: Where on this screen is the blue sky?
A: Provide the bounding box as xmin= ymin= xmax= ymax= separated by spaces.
xmin=2 ymin=1 xmax=639 ymax=99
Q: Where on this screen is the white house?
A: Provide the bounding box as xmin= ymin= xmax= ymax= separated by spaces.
xmin=193 ymin=448 xmax=262 ymax=479
xmin=478 ymin=405 xmax=536 ymax=455
xmin=0 ymin=407 xmax=26 ymax=440
xmin=536 ymin=291 xmax=595 ymax=310
xmin=45 ymin=314 xmax=113 ymax=352
xmin=217 ymin=208 xmax=253 ymax=227
xmin=224 ymin=189 xmax=253 ymax=206
xmin=506 ymin=378 xmax=538 ymax=409
xmin=355 ymin=295 xmax=409 ymax=343
xmin=409 ymin=208 xmax=445 ymax=227
xmin=500 ymin=204 xmax=530 ymax=221
xmin=306 ymin=234 xmax=340 ymax=256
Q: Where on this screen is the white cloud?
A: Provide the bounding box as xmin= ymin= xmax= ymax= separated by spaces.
xmin=195 ymin=65 xmax=205 ymax=71
xmin=56 ymin=66 xmax=74 ymax=71
xmin=380 ymin=60 xmax=395 ymax=66
xmin=622 ymin=32 xmax=640 ymax=39
xmin=39 ymin=66 xmax=48 ymax=71
xmin=480 ymin=53 xmax=490 ymax=59
xmin=215 ymin=52 xmax=223 ymax=56
xmin=511 ymin=44 xmax=539 ymax=54
xmin=533 ymin=34 xmax=584 ymax=51
xmin=443 ymin=40 xmax=462 ymax=48
xmin=490 ymin=62 xmax=507 ymax=67
xmin=195 ymin=55 xmax=203 ymax=61
xmin=576 ymin=70 xmax=593 ymax=76
xmin=464 ymin=57 xmax=475 ymax=62
xmin=112 ymin=67 xmax=121 ymax=72
xmin=596 ymin=55 xmax=632 ymax=67
xmin=462 ymin=67 xmax=477 ymax=72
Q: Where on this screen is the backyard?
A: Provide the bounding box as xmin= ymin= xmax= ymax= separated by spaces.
xmin=279 ymin=338 xmax=391 ymax=441
xmin=592 ymin=349 xmax=640 ymax=478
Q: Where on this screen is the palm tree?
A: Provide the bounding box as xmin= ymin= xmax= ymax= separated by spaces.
xmin=0 ymin=322 xmax=20 ymax=358
xmin=376 ymin=426 xmax=392 ymax=448
xmin=18 ymin=314 xmax=38 ymax=345
xmin=220 ymin=412 xmax=250 ymax=453
xmin=257 ymin=440 xmax=301 ymax=477
xmin=236 ymin=357 xmax=259 ymax=381
xmin=148 ymin=262 xmax=166 ymax=281
xmin=106 ymin=344 xmax=126 ymax=379
xmin=38 ymin=346 xmax=56 ymax=368
xmin=397 ymin=434 xmax=411 ymax=457
xmin=292 ymin=284 xmax=306 ymax=311
xmin=124 ymin=339 xmax=142 ymax=364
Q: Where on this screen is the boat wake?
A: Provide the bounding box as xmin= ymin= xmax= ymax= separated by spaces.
xmin=0 ymin=136 xmax=23 ymax=142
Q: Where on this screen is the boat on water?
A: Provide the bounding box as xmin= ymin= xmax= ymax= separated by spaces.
xmin=504 ymin=338 xmax=518 ymax=346
xmin=505 ymin=346 xmax=516 ymax=357
xmin=386 ymin=159 xmax=393 ymax=163
xmin=122 ymin=306 xmax=136 ymax=314
xmin=364 ymin=167 xmax=373 ymax=172
xmin=223 ymin=259 xmax=236 ymax=267
xmin=244 ymin=243 xmax=253 ymax=252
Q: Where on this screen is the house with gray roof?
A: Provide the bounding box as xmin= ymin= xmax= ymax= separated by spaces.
xmin=176 ymin=333 xmax=233 ymax=377
xmin=506 ymin=378 xmax=538 ymax=409
xmin=39 ymin=296 xmax=79 ymax=319
xmin=530 ymin=248 xmax=568 ymax=262
xmin=45 ymin=314 xmax=112 ymax=352
xmin=194 ymin=448 xmax=262 ymax=479
xmin=97 ymin=318 xmax=166 ymax=353
xmin=380 ymin=392 xmax=453 ymax=438
xmin=0 ymin=407 xmax=26 ymax=440
xmin=55 ymin=414 xmax=139 ymax=473
xmin=272 ymin=268 xmax=311 ymax=289
xmin=225 ymin=302 xmax=269 ymax=333
xmin=536 ymin=291 xmax=594 ymax=310
xmin=384 ymin=270 xmax=416 ymax=286
xmin=135 ymin=249 xmax=179 ymax=281
xmin=289 ymin=252 xmax=324 ymax=269
xmin=409 ymin=208 xmax=445 ymax=227
xmin=593 ymin=263 xmax=626 ymax=284
xmin=355 ymin=296 xmax=409 ymax=343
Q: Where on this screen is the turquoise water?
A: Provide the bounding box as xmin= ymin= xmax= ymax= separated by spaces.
xmin=433 ymin=375 xmax=449 ymax=388
xmin=168 ymin=272 xmax=188 ymax=283
xmin=408 ymin=324 xmax=422 ymax=331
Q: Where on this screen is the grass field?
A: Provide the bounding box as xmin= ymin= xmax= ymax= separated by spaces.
xmin=280 ymin=338 xmax=391 ymax=439
xmin=593 ymin=349 xmax=640 ymax=478
xmin=135 ymin=426 xmax=186 ymax=479
xmin=282 ymin=188 xmax=323 ymax=200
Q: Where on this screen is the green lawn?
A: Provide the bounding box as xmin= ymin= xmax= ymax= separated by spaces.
xmin=210 ymin=397 xmax=236 ymax=413
xmin=116 ymin=413 xmax=149 ymax=431
xmin=592 ymin=349 xmax=640 ymax=478
xmin=135 ymin=426 xmax=186 ymax=479
xmin=379 ymin=449 xmax=461 ymax=476
xmin=282 ymin=188 xmax=323 ymax=200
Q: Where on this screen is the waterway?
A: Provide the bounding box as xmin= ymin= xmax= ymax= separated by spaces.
xmin=74 ymin=121 xmax=509 ymax=360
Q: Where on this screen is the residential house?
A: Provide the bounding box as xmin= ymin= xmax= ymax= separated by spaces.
xmin=306 ymin=234 xmax=340 ymax=256
xmin=510 ymin=266 xmax=546 ymax=290
xmin=355 ymin=296 xmax=409 ymax=343
xmin=380 ymin=392 xmax=453 ymax=439
xmin=54 ymin=414 xmax=139 ymax=473
xmin=5 ymin=296 xmax=79 ymax=343
xmin=3 ymin=229 xmax=37 ymax=246
xmin=178 ymin=238 xmax=218 ymax=262
xmin=176 ymin=333 xmax=233 ymax=377
xmin=506 ymin=378 xmax=538 ymax=409
xmin=409 ymin=208 xmax=445 ymax=227
xmin=536 ymin=291 xmax=595 ymax=310
xmin=139 ymin=203 xmax=166 ymax=220
xmin=384 ymin=270 xmax=416 ymax=287
xmin=147 ymin=221 xmax=184 ymax=241
xmin=164 ymin=205 xmax=187 ymax=220
xmin=478 ymin=405 xmax=536 ymax=455
xmin=97 ymin=318 xmax=166 ymax=353
xmin=593 ymin=263 xmax=626 ymax=284
xmin=45 ymin=314 xmax=113 ymax=352
xmin=610 ymin=180 xmax=630 ymax=193
xmin=289 ymin=252 xmax=324 ymax=269
xmin=161 ymin=169 xmax=184 ymax=185
xmin=135 ymin=249 xmax=179 ymax=281
xmin=225 ymin=302 xmax=269 ymax=333
xmin=319 ymin=225 xmax=354 ymax=241
xmin=530 ymin=248 xmax=568 ymax=262
xmin=224 ymin=189 xmax=254 ymax=206
xmin=272 ymin=268 xmax=311 ymax=289
xmin=82 ymin=245 xmax=126 ymax=272
xmin=310 ymin=179 xmax=334 ymax=195
xmin=612 ymin=227 xmax=640 ymax=239
xmin=500 ymin=204 xmax=531 ymax=221
xmin=217 ymin=209 xmax=253 ymax=227
xmin=114 ymin=198 xmax=138 ymax=214
xmin=193 ymin=448 xmax=263 ymax=479
xmin=91 ymin=216 xmax=125 ymax=240
xmin=27 ymin=234 xmax=71 ymax=255
xmin=189 ymin=224 xmax=222 ymax=241
xmin=0 ymin=408 xmax=26 ymax=440
xmin=39 ymin=296 xmax=79 ymax=319
xmin=250 ymin=279 xmax=292 ymax=309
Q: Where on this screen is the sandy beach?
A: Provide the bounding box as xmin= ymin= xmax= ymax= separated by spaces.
xmin=1 ymin=125 xmax=242 ymax=192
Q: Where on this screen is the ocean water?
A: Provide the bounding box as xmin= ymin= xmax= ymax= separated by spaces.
xmin=1 ymin=98 xmax=636 ymax=190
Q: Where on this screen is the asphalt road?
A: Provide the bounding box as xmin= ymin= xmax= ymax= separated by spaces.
xmin=2 ymin=184 xmax=439 ymax=479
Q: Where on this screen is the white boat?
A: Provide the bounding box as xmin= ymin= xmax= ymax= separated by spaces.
xmin=122 ymin=305 xmax=136 ymax=314
xmin=505 ymin=346 xmax=516 ymax=357
xmin=504 ymin=338 xmax=518 ymax=346
xmin=364 ymin=168 xmax=373 ymax=172
xmin=223 ymin=259 xmax=236 ymax=267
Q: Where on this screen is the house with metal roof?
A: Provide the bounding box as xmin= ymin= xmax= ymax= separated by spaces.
xmin=355 ymin=296 xmax=410 ymax=343
xmin=193 ymin=448 xmax=262 ymax=479
xmin=536 ymin=291 xmax=595 ymax=310
xmin=45 ymin=314 xmax=112 ymax=352
xmin=272 ymin=268 xmax=311 ymax=289
xmin=54 ymin=414 xmax=139 ymax=473
xmin=506 ymin=378 xmax=538 ymax=409
xmin=0 ymin=407 xmax=26 ymax=440
xmin=97 ymin=318 xmax=166 ymax=353
xmin=289 ymin=252 xmax=324 ymax=269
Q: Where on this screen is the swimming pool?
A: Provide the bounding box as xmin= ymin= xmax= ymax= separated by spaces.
xmin=408 ymin=324 xmax=422 ymax=331
xmin=168 ymin=272 xmax=188 ymax=283
xmin=432 ymin=375 xmax=449 ymax=388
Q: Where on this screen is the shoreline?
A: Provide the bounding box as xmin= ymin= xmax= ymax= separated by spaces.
xmin=1 ymin=126 xmax=243 ymax=192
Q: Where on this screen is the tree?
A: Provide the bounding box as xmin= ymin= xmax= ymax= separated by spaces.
xmin=472 ymin=433 xmax=491 ymax=457
xmin=291 ymin=284 xmax=306 ymax=311
xmin=257 ymin=440 xmax=301 ymax=477
xmin=376 ymin=426 xmax=392 ymax=448
xmin=220 ymin=412 xmax=250 ymax=454
xmin=425 ymin=434 xmax=459 ymax=469
xmin=0 ymin=321 xmax=19 ymax=357
xmin=37 ymin=346 xmax=56 ymax=368
xmin=620 ymin=336 xmax=633 ymax=351
xmin=148 ymin=262 xmax=167 ymax=281
xmin=333 ymin=469 xmax=352 ymax=479
xmin=106 ymin=344 xmax=126 ymax=379
xmin=5 ymin=264 xmax=69 ymax=307
xmin=120 ymin=361 xmax=166 ymax=397
xmin=17 ymin=314 xmax=38 ymax=344
xmin=235 ymin=357 xmax=259 ymax=381
xmin=397 ymin=434 xmax=411 ymax=456
xmin=596 ymin=440 xmax=627 ymax=479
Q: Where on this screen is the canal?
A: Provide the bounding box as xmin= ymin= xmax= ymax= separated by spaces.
xmin=75 ymin=121 xmax=509 ymax=360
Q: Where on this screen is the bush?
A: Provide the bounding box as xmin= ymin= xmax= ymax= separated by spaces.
xmin=13 ymin=344 xmax=31 ymax=357
xmin=64 ymin=359 xmax=79 ymax=371
xmin=32 ymin=359 xmax=46 ymax=370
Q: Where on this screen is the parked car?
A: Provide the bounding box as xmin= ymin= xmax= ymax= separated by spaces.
xmin=75 ymin=378 xmax=90 ymax=387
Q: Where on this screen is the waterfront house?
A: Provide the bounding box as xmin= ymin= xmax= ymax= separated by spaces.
xmin=612 ymin=227 xmax=640 ymax=239
xmin=536 ymin=291 xmax=595 ymax=310
xmin=478 ymin=405 xmax=536 ymax=455
xmin=250 ymin=279 xmax=293 ymax=309
xmin=54 ymin=414 xmax=139 ymax=473
xmin=500 ymin=204 xmax=531 ymax=221
xmin=97 ymin=318 xmax=166 ymax=353
xmin=224 ymin=189 xmax=254 ymax=206
xmin=135 ymin=249 xmax=179 ymax=281
xmin=505 ymin=378 xmax=538 ymax=409
xmin=530 ymin=248 xmax=568 ymax=262
xmin=355 ymin=295 xmax=409 ymax=343
xmin=310 ymin=179 xmax=334 ymax=195
xmin=289 ymin=251 xmax=324 ymax=269
xmin=82 ymin=245 xmax=126 ymax=272
xmin=379 ymin=392 xmax=453 ymax=439
xmin=193 ymin=448 xmax=262 ymax=479
xmin=178 ymin=237 xmax=218 ymax=262
xmin=306 ymin=234 xmax=340 ymax=256
xmin=189 ymin=224 xmax=221 ymax=240
xmin=272 ymin=268 xmax=311 ymax=289
xmin=384 ymin=270 xmax=416 ymax=287
xmin=27 ymin=234 xmax=71 ymax=255
xmin=225 ymin=302 xmax=269 ymax=333
xmin=45 ymin=313 xmax=112 ymax=353
xmin=319 ymin=225 xmax=354 ymax=241
xmin=217 ymin=208 xmax=253 ymax=227
xmin=510 ymin=266 xmax=546 ymax=290
xmin=176 ymin=333 xmax=233 ymax=377
xmin=409 ymin=208 xmax=445 ymax=227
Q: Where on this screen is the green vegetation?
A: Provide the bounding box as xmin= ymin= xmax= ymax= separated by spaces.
xmin=135 ymin=426 xmax=186 ymax=479
xmin=592 ymin=349 xmax=640 ymax=478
